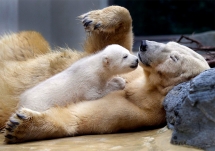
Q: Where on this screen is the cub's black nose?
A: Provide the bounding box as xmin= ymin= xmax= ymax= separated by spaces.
xmin=136 ymin=58 xmax=138 ymax=63
xmin=140 ymin=40 xmax=147 ymax=51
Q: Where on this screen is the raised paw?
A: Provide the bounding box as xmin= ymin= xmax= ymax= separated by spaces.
xmin=107 ymin=76 xmax=126 ymax=91
xmin=4 ymin=108 xmax=42 ymax=143
xmin=78 ymin=6 xmax=131 ymax=33
xmin=79 ymin=11 xmax=103 ymax=32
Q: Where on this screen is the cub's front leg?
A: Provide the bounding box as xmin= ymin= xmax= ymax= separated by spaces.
xmin=89 ymin=76 xmax=126 ymax=100
xmin=86 ymin=77 xmax=126 ymax=100
xmin=106 ymin=76 xmax=126 ymax=92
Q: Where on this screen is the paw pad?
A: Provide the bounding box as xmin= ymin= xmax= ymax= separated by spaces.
xmin=79 ymin=13 xmax=102 ymax=32
xmin=4 ymin=108 xmax=34 ymax=143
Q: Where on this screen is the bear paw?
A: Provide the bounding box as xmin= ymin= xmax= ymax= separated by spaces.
xmin=79 ymin=7 xmax=120 ymax=33
xmin=108 ymin=76 xmax=126 ymax=91
xmin=4 ymin=108 xmax=42 ymax=143
xmin=79 ymin=10 xmax=103 ymax=32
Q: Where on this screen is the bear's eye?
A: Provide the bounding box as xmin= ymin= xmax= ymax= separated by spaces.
xmin=123 ymin=55 xmax=128 ymax=59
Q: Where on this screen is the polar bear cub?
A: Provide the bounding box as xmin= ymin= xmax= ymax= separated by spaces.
xmin=19 ymin=44 xmax=138 ymax=111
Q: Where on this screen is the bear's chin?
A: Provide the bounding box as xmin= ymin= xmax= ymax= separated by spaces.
xmin=138 ymin=53 xmax=150 ymax=67
xmin=130 ymin=64 xmax=138 ymax=68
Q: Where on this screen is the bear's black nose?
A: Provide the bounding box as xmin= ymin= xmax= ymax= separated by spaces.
xmin=140 ymin=40 xmax=147 ymax=51
xmin=136 ymin=58 xmax=138 ymax=64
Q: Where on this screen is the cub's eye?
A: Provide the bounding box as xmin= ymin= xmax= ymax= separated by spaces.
xmin=123 ymin=55 xmax=128 ymax=59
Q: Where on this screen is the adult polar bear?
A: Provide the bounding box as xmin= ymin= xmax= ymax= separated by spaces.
xmin=19 ymin=44 xmax=138 ymax=111
xmin=0 ymin=6 xmax=209 ymax=143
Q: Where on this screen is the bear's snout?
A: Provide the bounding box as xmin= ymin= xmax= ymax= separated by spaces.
xmin=140 ymin=40 xmax=147 ymax=52
xmin=136 ymin=58 xmax=138 ymax=64
xmin=130 ymin=58 xmax=139 ymax=68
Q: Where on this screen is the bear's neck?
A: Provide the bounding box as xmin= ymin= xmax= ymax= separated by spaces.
xmin=96 ymin=64 xmax=113 ymax=82
xmin=144 ymin=69 xmax=174 ymax=96
xmin=92 ymin=53 xmax=115 ymax=81
xmin=87 ymin=55 xmax=114 ymax=82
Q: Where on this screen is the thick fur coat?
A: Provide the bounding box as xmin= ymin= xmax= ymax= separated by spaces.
xmin=19 ymin=44 xmax=138 ymax=111
xmin=0 ymin=6 xmax=210 ymax=143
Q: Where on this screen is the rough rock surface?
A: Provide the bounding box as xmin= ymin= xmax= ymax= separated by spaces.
xmin=186 ymin=31 xmax=215 ymax=47
xmin=163 ymin=68 xmax=215 ymax=150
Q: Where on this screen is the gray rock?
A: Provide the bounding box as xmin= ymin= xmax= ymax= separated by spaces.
xmin=189 ymin=31 xmax=215 ymax=47
xmin=178 ymin=31 xmax=215 ymax=47
xmin=163 ymin=81 xmax=190 ymax=130
xmin=163 ymin=68 xmax=215 ymax=149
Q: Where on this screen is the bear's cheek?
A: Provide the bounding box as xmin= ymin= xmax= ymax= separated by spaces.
xmin=138 ymin=54 xmax=151 ymax=67
xmin=156 ymin=59 xmax=183 ymax=77
xmin=147 ymin=55 xmax=166 ymax=68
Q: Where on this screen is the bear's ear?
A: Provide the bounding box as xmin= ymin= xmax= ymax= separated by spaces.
xmin=102 ymin=55 xmax=109 ymax=67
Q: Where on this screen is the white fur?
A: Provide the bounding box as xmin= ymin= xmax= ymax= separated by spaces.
xmin=19 ymin=44 xmax=138 ymax=111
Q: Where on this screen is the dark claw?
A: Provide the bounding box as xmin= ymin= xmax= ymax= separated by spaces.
xmin=5 ymin=127 xmax=13 ymax=132
xmin=5 ymin=134 xmax=14 ymax=139
xmin=83 ymin=15 xmax=88 ymax=19
xmin=7 ymin=123 xmax=14 ymax=128
xmin=94 ymin=23 xmax=100 ymax=30
xmin=16 ymin=113 xmax=27 ymax=120
xmin=82 ymin=19 xmax=87 ymax=24
xmin=0 ymin=129 xmax=6 ymax=133
xmin=10 ymin=120 xmax=19 ymax=126
xmin=84 ymin=20 xmax=92 ymax=27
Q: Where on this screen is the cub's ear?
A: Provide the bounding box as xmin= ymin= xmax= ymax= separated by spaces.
xmin=102 ymin=55 xmax=109 ymax=66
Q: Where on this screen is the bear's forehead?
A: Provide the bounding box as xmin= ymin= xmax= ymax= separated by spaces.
xmin=164 ymin=42 xmax=207 ymax=63
xmin=166 ymin=42 xmax=194 ymax=54
xmin=105 ymin=47 xmax=129 ymax=54
xmin=165 ymin=42 xmax=191 ymax=54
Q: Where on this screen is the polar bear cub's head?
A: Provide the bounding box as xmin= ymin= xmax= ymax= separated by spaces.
xmin=138 ymin=40 xmax=210 ymax=93
xmin=101 ymin=44 xmax=138 ymax=74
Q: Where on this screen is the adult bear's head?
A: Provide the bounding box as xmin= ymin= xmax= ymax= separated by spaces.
xmin=138 ymin=40 xmax=210 ymax=94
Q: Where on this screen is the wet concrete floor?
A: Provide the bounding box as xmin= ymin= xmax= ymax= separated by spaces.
xmin=0 ymin=126 xmax=202 ymax=151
